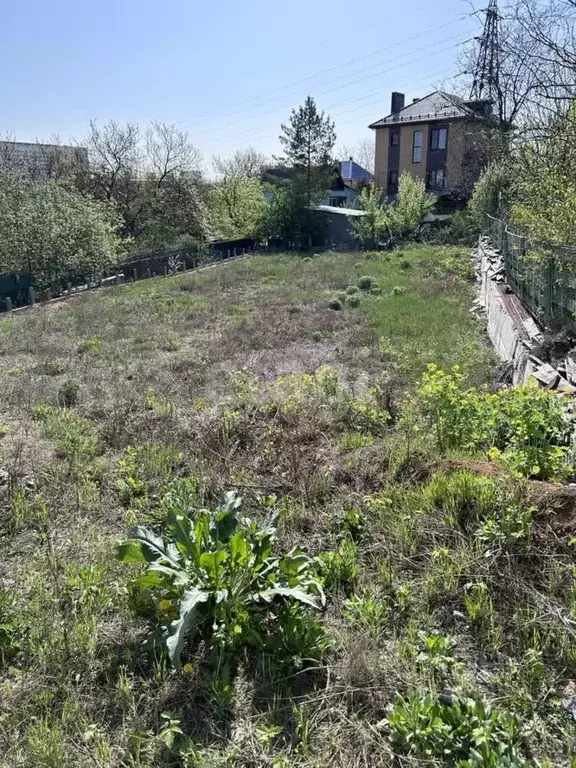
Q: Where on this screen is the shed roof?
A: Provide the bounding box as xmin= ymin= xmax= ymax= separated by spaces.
xmin=313 ymin=205 xmax=367 ymax=217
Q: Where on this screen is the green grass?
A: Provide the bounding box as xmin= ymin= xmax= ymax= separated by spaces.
xmin=0 ymin=247 xmax=572 ymax=767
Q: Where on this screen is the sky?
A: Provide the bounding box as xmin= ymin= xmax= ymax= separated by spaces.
xmin=0 ymin=0 xmax=480 ymax=168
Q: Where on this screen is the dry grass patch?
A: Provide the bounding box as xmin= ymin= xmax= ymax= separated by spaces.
xmin=5 ymin=249 xmax=571 ymax=768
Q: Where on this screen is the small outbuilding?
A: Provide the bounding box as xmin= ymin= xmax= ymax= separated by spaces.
xmin=312 ymin=205 xmax=367 ymax=249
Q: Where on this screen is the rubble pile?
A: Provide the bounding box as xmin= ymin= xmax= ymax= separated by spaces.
xmin=473 ymin=237 xmax=576 ymax=394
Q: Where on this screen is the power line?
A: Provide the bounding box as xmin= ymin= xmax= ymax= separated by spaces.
xmin=188 ymin=35 xmax=474 ymax=141
xmin=199 ymin=66 xmax=462 ymax=157
xmin=179 ymin=13 xmax=477 ymax=131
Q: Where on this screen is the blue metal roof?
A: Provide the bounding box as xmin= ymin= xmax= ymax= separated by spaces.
xmin=339 ymin=159 xmax=374 ymax=182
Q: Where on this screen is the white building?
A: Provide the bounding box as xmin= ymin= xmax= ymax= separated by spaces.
xmin=0 ymin=141 xmax=88 ymax=179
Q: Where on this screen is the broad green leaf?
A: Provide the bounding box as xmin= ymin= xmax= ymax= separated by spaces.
xmin=116 ymin=539 xmax=147 ymax=564
xmin=149 ymin=563 xmax=189 ymax=586
xmin=193 ymin=516 xmax=211 ymax=564
xmin=229 ymin=530 xmax=250 ymax=570
xmin=211 ymin=491 xmax=242 ymax=542
xmin=135 ymin=571 xmax=173 ymax=590
xmin=199 ymin=550 xmax=227 ymax=577
xmin=166 ymin=587 xmax=210 ymax=670
xmin=123 ymin=526 xmax=180 ymax=568
xmin=167 ymin=511 xmax=195 ymax=556
xmin=257 ymin=586 xmax=325 ymax=610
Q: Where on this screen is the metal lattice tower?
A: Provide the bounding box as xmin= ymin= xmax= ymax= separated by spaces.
xmin=470 ymin=0 xmax=501 ymax=103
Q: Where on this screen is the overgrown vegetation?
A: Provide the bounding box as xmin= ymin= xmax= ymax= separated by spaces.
xmin=351 ymin=173 xmax=436 ymax=247
xmin=0 ymin=171 xmax=124 ymax=290
xmin=0 ymin=247 xmax=574 ymax=767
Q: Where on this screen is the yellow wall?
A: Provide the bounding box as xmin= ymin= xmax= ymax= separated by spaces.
xmin=399 ymin=124 xmax=429 ymax=180
xmin=374 ymin=127 xmax=389 ymax=189
xmin=373 ymin=120 xmax=487 ymax=192
xmin=374 ymin=123 xmax=430 ymax=187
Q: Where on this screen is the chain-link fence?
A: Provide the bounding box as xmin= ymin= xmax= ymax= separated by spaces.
xmin=486 ymin=214 xmax=576 ymax=333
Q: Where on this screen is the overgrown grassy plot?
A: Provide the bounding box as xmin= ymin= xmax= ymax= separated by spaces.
xmin=0 ymin=247 xmax=573 ymax=767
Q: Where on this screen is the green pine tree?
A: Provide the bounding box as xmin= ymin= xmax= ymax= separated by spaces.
xmin=279 ymin=96 xmax=336 ymax=204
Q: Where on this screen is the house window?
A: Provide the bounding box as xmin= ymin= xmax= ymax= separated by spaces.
xmin=390 ymin=131 xmax=399 ymax=147
xmin=427 ymin=169 xmax=446 ymax=190
xmin=412 ymin=130 xmax=423 ymax=163
xmin=329 ymin=196 xmax=345 ymax=207
xmin=430 ymin=127 xmax=448 ymax=150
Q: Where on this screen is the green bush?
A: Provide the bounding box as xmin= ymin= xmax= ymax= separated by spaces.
xmin=345 ymin=294 xmax=361 ymax=308
xmin=329 ymin=297 xmax=343 ymax=310
xmin=391 ymin=286 xmax=406 ymax=296
xmin=387 ymin=173 xmax=436 ymax=240
xmin=414 ymin=631 xmax=460 ymax=684
xmin=415 ymin=365 xmax=575 ymax=480
xmin=349 ymin=185 xmax=390 ymax=248
xmin=469 ymin=163 xmax=510 ymax=231
xmin=345 ymin=285 xmax=360 ymax=295
xmin=0 ymin=171 xmax=123 ymax=291
xmin=117 ymin=444 xmax=184 ymax=507
xmin=57 ymin=379 xmax=80 ymax=407
xmin=357 ymin=275 xmax=378 ymax=291
xmin=0 ymin=589 xmax=25 ymax=666
xmin=399 ymin=260 xmax=411 ymax=270
xmin=117 ymin=491 xmax=325 ymax=669
xmin=387 ymin=690 xmax=529 ymax=766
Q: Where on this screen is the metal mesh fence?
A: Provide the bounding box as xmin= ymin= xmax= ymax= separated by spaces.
xmin=486 ymin=215 xmax=576 ymax=332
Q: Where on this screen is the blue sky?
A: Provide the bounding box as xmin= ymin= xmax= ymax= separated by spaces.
xmin=0 ymin=0 xmax=479 ymax=166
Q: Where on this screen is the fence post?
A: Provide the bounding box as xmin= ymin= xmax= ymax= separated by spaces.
xmin=132 ymin=268 xmax=138 ymax=282
xmin=5 ymin=297 xmax=12 ymax=312
xmin=28 ymin=287 xmax=35 ymax=305
xmin=544 ymin=255 xmax=555 ymax=328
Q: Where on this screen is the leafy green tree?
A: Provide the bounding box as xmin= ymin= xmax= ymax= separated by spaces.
xmin=210 ymin=175 xmax=264 ymax=239
xmin=468 ymin=163 xmax=510 ymax=230
xmin=349 ymin=185 xmax=390 ymax=248
xmin=0 ymin=172 xmax=123 ymax=290
xmin=261 ymin=176 xmax=327 ymax=247
xmin=86 ymin=119 xmax=210 ymax=245
xmin=510 ymin=104 xmax=576 ymax=245
xmin=351 ymin=176 xmax=434 ymax=246
xmin=209 ymin=153 xmax=266 ymax=239
xmin=137 ymin=174 xmax=211 ymax=247
xmin=387 ymin=173 xmax=436 ymax=240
